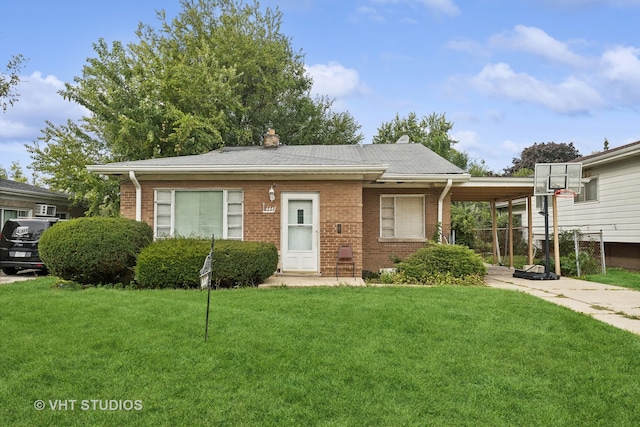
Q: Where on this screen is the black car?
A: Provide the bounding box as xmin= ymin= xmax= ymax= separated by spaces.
xmin=0 ymin=218 xmax=60 ymax=275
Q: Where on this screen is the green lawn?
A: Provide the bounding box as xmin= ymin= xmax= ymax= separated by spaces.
xmin=3 ymin=278 xmax=640 ymax=426
xmin=583 ymin=267 xmax=640 ymax=290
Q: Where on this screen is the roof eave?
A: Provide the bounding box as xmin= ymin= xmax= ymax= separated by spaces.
xmin=0 ymin=188 xmax=69 ymax=201
xmin=580 ymin=146 xmax=640 ymax=167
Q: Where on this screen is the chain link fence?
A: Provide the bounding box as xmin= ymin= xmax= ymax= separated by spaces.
xmin=472 ymin=227 xmax=605 ymax=277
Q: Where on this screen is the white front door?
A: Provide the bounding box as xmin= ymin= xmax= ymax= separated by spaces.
xmin=281 ymin=193 xmax=319 ymax=273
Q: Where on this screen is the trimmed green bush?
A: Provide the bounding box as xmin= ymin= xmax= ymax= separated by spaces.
xmin=39 ymin=217 xmax=153 ymax=285
xmin=397 ymin=243 xmax=487 ymax=283
xmin=135 ymin=238 xmax=278 ymax=289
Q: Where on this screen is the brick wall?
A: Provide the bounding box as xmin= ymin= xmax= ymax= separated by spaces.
xmin=120 ymin=179 xmax=363 ymax=277
xmin=362 ymin=187 xmax=451 ymax=273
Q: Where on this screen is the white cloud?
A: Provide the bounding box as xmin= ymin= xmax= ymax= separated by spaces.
xmin=452 ymin=129 xmax=479 ymax=150
xmin=595 ymin=45 xmax=640 ymax=103
xmin=599 ymin=45 xmax=640 ymax=90
xmin=489 ymin=25 xmax=588 ymax=67
xmin=305 ymin=62 xmax=369 ymax=98
xmin=470 ymin=62 xmax=604 ymax=113
xmin=370 ymin=0 xmax=460 ymax=16
xmin=0 ymin=72 xmax=87 ymax=140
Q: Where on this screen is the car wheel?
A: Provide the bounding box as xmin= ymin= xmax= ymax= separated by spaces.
xmin=2 ymin=267 xmax=18 ymax=275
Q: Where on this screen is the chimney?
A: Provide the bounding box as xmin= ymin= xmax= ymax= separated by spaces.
xmin=263 ymin=128 xmax=280 ymax=148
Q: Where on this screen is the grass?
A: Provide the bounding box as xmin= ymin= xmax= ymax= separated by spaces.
xmin=3 ymin=278 xmax=640 ymax=425
xmin=583 ymin=267 xmax=640 ymax=290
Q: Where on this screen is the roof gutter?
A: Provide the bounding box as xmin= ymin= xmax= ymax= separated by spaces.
xmin=129 ymin=171 xmax=142 ymax=222
xmin=437 ymin=178 xmax=453 ymax=243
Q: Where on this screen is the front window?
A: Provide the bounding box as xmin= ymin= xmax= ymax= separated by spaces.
xmin=380 ymin=195 xmax=425 ymax=239
xmin=154 ymin=189 xmax=243 ymax=239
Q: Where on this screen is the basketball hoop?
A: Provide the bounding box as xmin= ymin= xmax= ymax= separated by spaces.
xmin=554 ymin=189 xmax=577 ymax=198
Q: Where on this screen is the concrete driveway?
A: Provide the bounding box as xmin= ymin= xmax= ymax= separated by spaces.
xmin=0 ymin=270 xmax=42 ymax=285
xmin=485 ymin=265 xmax=640 ymax=335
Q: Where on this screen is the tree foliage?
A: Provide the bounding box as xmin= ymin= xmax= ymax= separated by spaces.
xmin=27 ymin=120 xmax=120 ymax=215
xmin=9 ymin=162 xmax=27 ymax=183
xmin=1 ymin=54 xmax=26 ymax=112
xmin=505 ymin=142 xmax=581 ymax=175
xmin=0 ymin=162 xmax=29 ymax=183
xmin=27 ymin=0 xmax=362 ymax=213
xmin=372 ymin=112 xmax=468 ymax=169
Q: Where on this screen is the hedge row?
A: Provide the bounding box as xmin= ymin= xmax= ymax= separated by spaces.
xmin=135 ymin=238 xmax=278 ymax=289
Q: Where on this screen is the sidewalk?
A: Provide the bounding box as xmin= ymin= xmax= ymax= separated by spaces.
xmin=485 ymin=265 xmax=640 ymax=335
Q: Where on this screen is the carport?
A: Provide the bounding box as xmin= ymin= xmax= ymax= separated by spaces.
xmin=448 ymin=176 xmax=536 ymax=269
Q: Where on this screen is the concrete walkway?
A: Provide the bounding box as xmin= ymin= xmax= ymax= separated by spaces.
xmin=485 ymin=265 xmax=640 ymax=335
xmin=261 ymin=274 xmax=365 ymax=287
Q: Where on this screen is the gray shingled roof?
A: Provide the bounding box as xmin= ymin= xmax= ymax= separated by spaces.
xmin=0 ymin=178 xmax=68 ymax=198
xmin=90 ymin=143 xmax=465 ymax=176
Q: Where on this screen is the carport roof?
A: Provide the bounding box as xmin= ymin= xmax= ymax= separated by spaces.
xmin=450 ymin=177 xmax=534 ymax=202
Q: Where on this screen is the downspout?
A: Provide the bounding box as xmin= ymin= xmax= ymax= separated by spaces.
xmin=437 ymin=178 xmax=453 ymax=243
xmin=129 ymin=171 xmax=142 ymax=222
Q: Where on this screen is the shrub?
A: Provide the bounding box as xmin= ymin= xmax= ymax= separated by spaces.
xmin=39 ymin=217 xmax=153 ymax=285
xmin=397 ymin=243 xmax=486 ymax=283
xmin=536 ymin=250 xmax=600 ymax=277
xmin=135 ymin=238 xmax=278 ymax=289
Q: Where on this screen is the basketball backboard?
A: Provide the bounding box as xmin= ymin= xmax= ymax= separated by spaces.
xmin=533 ymin=163 xmax=582 ymax=196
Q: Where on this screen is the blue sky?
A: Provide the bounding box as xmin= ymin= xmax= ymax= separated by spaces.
xmin=2 ymin=0 xmax=640 ymax=179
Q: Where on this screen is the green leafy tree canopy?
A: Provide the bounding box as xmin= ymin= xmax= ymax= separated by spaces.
xmin=28 ymin=0 xmax=362 ymax=214
xmin=505 ymin=142 xmax=581 ymax=175
xmin=1 ymin=54 xmax=26 ymax=112
xmin=372 ymin=112 xmax=469 ymax=170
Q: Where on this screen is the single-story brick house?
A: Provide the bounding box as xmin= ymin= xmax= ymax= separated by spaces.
xmin=88 ymin=131 xmax=534 ymax=277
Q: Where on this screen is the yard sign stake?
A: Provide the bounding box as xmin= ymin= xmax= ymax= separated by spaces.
xmin=200 ymin=235 xmax=215 ymax=342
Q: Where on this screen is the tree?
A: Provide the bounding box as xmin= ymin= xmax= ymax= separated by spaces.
xmin=9 ymin=161 xmax=27 ymax=183
xmin=372 ymin=112 xmax=468 ymax=169
xmin=1 ymin=54 xmax=26 ymax=112
xmin=28 ymin=0 xmax=362 ymax=212
xmin=28 ymin=120 xmax=120 ymax=216
xmin=505 ymin=142 xmax=581 ymax=175
xmin=0 ymin=166 xmax=7 ymax=179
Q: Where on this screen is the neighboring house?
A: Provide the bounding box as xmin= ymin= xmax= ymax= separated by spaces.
xmin=528 ymin=140 xmax=640 ymax=271
xmin=88 ymin=131 xmax=534 ymax=277
xmin=0 ymin=179 xmax=84 ymax=226
xmin=510 ymin=141 xmax=640 ymax=271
